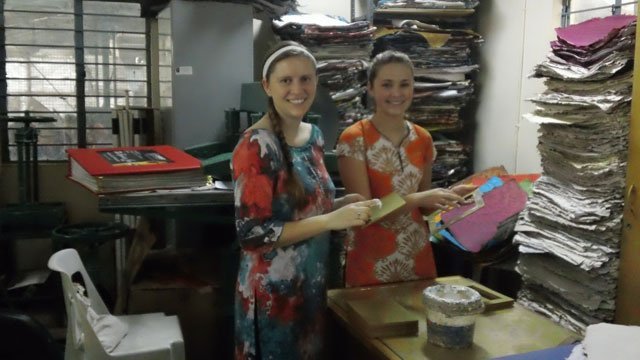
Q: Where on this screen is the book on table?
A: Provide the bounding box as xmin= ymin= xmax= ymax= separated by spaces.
xmin=66 ymin=145 xmax=208 ymax=194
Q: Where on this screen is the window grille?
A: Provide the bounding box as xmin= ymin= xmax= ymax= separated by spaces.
xmin=1 ymin=0 xmax=149 ymax=161
xmin=562 ymin=0 xmax=637 ymax=27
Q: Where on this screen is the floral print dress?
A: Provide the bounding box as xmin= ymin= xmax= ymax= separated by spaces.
xmin=231 ymin=125 xmax=335 ymax=359
xmin=336 ymin=119 xmax=437 ymax=287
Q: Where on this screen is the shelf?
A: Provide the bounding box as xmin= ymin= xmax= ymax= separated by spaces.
xmin=374 ymin=8 xmax=475 ymax=18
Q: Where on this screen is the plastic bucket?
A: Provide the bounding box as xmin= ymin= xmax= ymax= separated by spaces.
xmin=423 ymin=284 xmax=485 ymax=349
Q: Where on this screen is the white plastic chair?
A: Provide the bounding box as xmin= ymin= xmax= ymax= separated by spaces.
xmin=48 ymin=248 xmax=185 ymax=360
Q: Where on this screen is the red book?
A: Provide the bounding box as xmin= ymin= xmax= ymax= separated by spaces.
xmin=67 ymin=145 xmax=207 ymax=194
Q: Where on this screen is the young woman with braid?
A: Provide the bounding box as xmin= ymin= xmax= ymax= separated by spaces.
xmin=337 ymin=50 xmax=475 ymax=287
xmin=231 ymin=41 xmax=379 ymax=359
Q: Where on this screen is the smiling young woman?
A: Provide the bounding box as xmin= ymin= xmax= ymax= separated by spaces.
xmin=336 ymin=50 xmax=474 ymax=288
xmin=230 ymin=41 xmax=381 ymax=359
xmin=369 ymin=61 xmax=415 ymax=126
xmin=263 ymin=55 xmax=318 ymax=127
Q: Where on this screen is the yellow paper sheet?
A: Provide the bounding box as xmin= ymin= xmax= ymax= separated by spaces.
xmin=368 ymin=192 xmax=406 ymax=225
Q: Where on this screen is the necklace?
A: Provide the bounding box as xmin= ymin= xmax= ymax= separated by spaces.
xmin=370 ymin=119 xmax=410 ymax=148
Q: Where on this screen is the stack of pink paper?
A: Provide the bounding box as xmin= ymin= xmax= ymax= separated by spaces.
xmin=441 ymin=180 xmax=528 ymax=252
xmin=555 ymin=15 xmax=636 ymax=49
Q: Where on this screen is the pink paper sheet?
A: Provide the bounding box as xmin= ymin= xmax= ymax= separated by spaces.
xmin=555 ymin=15 xmax=635 ymax=49
xmin=441 ymin=180 xmax=528 ymax=252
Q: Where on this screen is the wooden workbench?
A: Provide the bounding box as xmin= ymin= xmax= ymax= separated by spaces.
xmin=328 ymin=276 xmax=579 ymax=360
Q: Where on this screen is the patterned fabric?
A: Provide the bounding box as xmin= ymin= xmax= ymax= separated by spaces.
xmin=231 ymin=125 xmax=335 ymax=359
xmin=336 ymin=119 xmax=437 ymax=287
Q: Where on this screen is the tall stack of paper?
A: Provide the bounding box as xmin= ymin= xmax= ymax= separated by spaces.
xmin=515 ymin=15 xmax=636 ymax=335
xmin=273 ymin=14 xmax=375 ymax=134
xmin=372 ymin=1 xmax=483 ymax=186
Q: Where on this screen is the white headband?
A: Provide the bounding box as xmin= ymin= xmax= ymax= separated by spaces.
xmin=262 ymin=45 xmax=317 ymax=80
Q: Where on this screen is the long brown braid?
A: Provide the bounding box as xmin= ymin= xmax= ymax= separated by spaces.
xmin=267 ymin=98 xmax=307 ymax=210
xmin=263 ymin=41 xmax=315 ymax=210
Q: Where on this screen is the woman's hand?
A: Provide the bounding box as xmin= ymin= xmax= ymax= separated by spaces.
xmin=417 ymin=188 xmax=465 ymax=211
xmin=450 ymin=184 xmax=477 ymax=198
xmin=333 ymin=193 xmax=367 ymax=210
xmin=325 ymin=199 xmax=381 ymax=230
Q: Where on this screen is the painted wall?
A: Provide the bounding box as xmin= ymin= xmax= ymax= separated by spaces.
xmin=475 ymin=0 xmax=561 ymax=173
xmin=516 ymin=0 xmax=563 ymax=173
xmin=169 ymin=0 xmax=253 ymax=148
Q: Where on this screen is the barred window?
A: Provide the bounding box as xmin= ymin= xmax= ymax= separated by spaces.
xmin=158 ymin=7 xmax=172 ymax=108
xmin=562 ymin=0 xmax=637 ymax=26
xmin=1 ymin=0 xmax=148 ymax=161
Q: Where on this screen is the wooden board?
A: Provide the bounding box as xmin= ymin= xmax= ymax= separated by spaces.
xmin=436 ymin=276 xmax=514 ymax=311
xmin=346 ymin=297 xmax=419 ymax=338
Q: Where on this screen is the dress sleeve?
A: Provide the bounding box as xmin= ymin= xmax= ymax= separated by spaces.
xmin=231 ymin=131 xmax=285 ymax=251
xmin=414 ymin=124 xmax=436 ymax=164
xmin=312 ymin=123 xmax=325 ymax=149
xmin=335 ymin=121 xmax=366 ymax=161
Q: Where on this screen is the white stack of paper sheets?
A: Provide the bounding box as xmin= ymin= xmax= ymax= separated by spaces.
xmin=566 ymin=323 xmax=640 ymax=360
xmin=514 ymin=15 xmax=636 ymax=335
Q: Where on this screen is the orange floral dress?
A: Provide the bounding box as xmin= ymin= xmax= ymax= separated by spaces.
xmin=336 ymin=119 xmax=437 ymax=287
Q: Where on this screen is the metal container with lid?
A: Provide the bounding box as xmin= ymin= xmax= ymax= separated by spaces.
xmin=423 ymin=284 xmax=485 ymax=349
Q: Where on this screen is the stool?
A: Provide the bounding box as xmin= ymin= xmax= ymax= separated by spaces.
xmin=51 ymin=222 xmax=129 ymax=307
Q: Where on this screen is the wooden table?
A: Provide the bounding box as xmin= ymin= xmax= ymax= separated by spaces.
xmin=328 ymin=276 xmax=579 ymax=360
